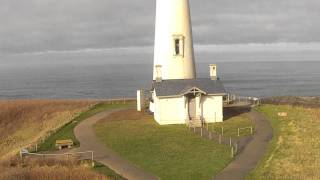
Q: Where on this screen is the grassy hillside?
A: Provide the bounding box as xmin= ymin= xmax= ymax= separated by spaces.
xmin=94 ymin=109 xmax=232 ymax=180
xmin=0 ymin=100 xmax=96 ymax=159
xmin=248 ymin=104 xmax=320 ymax=179
xmin=0 ymin=157 xmax=109 ymax=180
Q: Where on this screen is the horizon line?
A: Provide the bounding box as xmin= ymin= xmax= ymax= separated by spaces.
xmin=8 ymin=42 xmax=320 ymax=56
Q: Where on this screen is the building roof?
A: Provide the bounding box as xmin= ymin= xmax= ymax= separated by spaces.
xmin=153 ymin=78 xmax=226 ymax=97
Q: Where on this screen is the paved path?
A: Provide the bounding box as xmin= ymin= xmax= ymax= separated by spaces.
xmin=215 ymin=109 xmax=273 ymax=180
xmin=74 ymin=109 xmax=159 ymax=180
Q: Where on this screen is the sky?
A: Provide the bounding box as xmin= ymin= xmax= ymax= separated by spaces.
xmin=1 ymin=0 xmax=320 ymax=55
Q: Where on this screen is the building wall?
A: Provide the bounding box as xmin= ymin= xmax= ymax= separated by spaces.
xmin=154 ymin=96 xmax=187 ymax=125
xmin=153 ymin=94 xmax=224 ymax=125
xmin=201 ymin=95 xmax=224 ymax=122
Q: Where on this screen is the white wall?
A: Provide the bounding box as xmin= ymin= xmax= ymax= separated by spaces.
xmin=153 ymin=94 xmax=224 ymax=125
xmin=154 ymin=96 xmax=187 ymax=125
xmin=201 ymin=95 xmax=224 ymax=122
xmin=153 ymin=0 xmax=196 ymax=80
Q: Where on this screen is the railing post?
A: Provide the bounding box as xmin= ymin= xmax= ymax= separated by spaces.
xmin=221 ymin=127 xmax=224 ymax=136
xmin=229 ymin=138 xmax=232 ymax=147
xmin=91 ymin=151 xmax=95 ymax=167
xmin=231 ymin=146 xmax=234 ymax=158
xmin=251 ymin=126 xmax=253 ymax=134
xmin=238 ymin=128 xmax=240 ymax=137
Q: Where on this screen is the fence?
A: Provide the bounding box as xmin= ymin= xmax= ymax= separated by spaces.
xmin=20 ymin=150 xmax=95 ymax=167
xmin=226 ymin=94 xmax=261 ymax=107
xmin=188 ymin=125 xmax=246 ymax=158
xmin=238 ymin=126 xmax=253 ymax=137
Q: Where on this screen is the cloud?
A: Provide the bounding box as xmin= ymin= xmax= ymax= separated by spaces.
xmin=0 ymin=0 xmax=320 ymax=54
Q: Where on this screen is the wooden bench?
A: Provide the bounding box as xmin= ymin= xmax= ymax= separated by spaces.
xmin=55 ymin=139 xmax=73 ymax=150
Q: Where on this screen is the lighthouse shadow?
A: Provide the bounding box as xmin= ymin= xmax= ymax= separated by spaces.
xmin=223 ymin=106 xmax=251 ymax=121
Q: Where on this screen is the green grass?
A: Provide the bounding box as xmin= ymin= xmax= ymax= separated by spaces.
xmin=248 ymin=104 xmax=320 ymax=179
xmin=93 ymin=161 xmax=126 ymax=180
xmin=94 ymin=110 xmax=232 ymax=180
xmin=208 ymin=113 xmax=254 ymax=138
xmin=38 ymin=101 xmax=134 ymax=152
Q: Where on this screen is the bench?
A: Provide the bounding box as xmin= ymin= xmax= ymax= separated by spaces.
xmin=55 ymin=139 xmax=73 ymax=150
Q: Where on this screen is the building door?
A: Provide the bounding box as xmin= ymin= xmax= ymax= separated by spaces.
xmin=188 ymin=95 xmax=196 ymax=119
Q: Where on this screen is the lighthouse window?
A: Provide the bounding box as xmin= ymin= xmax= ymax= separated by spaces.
xmin=175 ymin=39 xmax=180 ymax=55
xmin=173 ymin=35 xmax=184 ymax=57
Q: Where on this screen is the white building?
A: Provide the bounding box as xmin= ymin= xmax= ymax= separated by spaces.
xmin=149 ymin=0 xmax=226 ymax=126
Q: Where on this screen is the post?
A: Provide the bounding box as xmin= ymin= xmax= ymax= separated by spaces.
xmin=219 ymin=134 xmax=222 ymax=144
xmin=201 ymin=128 xmax=203 ymax=137
xmin=229 ymin=138 xmax=232 ymax=147
xmin=193 ymin=127 xmax=196 ymax=133
xmin=238 ymin=128 xmax=240 ymax=137
xmin=91 ymin=151 xmax=95 ymax=167
xmin=231 ymin=146 xmax=234 ymax=158
xmin=123 ymin=97 xmax=126 ymax=104
xmin=137 ymin=90 xmax=145 ymax=111
xmin=35 ymin=144 xmax=38 ymax=152
xmin=251 ymin=126 xmax=253 ymax=134
xmin=221 ymin=127 xmax=224 ymax=136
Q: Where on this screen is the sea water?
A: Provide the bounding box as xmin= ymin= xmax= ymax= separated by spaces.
xmin=0 ymin=50 xmax=319 ymax=99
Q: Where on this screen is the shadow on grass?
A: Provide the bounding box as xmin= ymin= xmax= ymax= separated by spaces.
xmin=224 ymin=106 xmax=251 ymax=121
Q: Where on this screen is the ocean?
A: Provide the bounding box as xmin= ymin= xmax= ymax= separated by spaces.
xmin=0 ymin=49 xmax=320 ymax=99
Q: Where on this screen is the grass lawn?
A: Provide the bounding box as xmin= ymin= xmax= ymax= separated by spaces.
xmin=248 ymin=104 xmax=320 ymax=179
xmin=208 ymin=112 xmax=254 ymax=138
xmin=94 ymin=109 xmax=232 ymax=180
xmin=38 ymin=101 xmax=134 ymax=152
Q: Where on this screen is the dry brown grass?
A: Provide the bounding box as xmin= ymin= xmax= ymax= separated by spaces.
xmin=0 ymin=156 xmax=108 ymax=180
xmin=249 ymin=105 xmax=320 ymax=179
xmin=0 ymin=100 xmax=97 ymax=159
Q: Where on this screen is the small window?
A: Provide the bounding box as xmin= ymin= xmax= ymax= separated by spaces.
xmin=175 ymin=39 xmax=180 ymax=55
xmin=173 ymin=35 xmax=184 ymax=57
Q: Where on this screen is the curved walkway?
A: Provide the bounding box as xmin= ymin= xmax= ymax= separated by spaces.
xmin=74 ymin=109 xmax=159 ymax=180
xmin=215 ymin=109 xmax=273 ymax=180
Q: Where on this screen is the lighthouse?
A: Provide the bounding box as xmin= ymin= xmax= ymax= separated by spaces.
xmin=147 ymin=0 xmax=227 ymax=126
xmin=153 ymin=0 xmax=196 ymax=80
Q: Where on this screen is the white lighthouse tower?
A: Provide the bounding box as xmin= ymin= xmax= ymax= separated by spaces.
xmin=153 ymin=0 xmax=196 ymax=80
xmin=146 ymin=0 xmax=227 ymax=126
